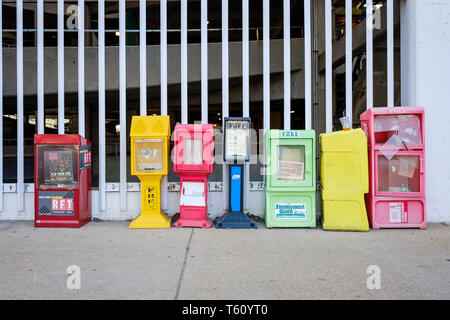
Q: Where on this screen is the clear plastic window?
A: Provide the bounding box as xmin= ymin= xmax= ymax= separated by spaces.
xmin=374 ymin=115 xmax=422 ymax=146
xmin=183 ymin=138 xmax=203 ymax=165
xmin=378 ymin=155 xmax=420 ymax=193
xmin=37 ymin=145 xmax=79 ymax=189
xmin=277 ymin=145 xmax=305 ymax=181
xmin=134 ymin=139 xmax=164 ymax=173
xmin=225 ymin=120 xmax=250 ymax=160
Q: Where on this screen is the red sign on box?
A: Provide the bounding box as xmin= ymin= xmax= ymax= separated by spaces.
xmin=52 ymin=197 xmax=74 ymax=212
xmin=83 ymin=151 xmax=91 ymax=165
xmin=80 ymin=145 xmax=92 ymax=170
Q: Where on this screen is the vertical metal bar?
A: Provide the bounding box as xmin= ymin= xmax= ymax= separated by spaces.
xmin=119 ymin=0 xmax=127 ymax=210
xmin=325 ymin=0 xmax=332 ymax=133
xmin=201 ymin=0 xmax=208 ymax=124
xmin=345 ymin=0 xmax=352 ymax=125
xmin=0 ymin=0 xmax=3 ymax=211
xmin=222 ymin=0 xmax=229 ymax=211
xmin=366 ymin=0 xmax=374 ymax=109
xmin=78 ymin=0 xmax=85 ymax=135
xmin=283 ymin=0 xmax=291 ymax=130
xmin=181 ymin=0 xmax=187 ymax=123
xmin=387 ymin=0 xmax=395 ymax=107
xmin=160 ymin=0 xmax=167 ymax=116
xmin=98 ymin=0 xmax=106 ymax=211
xmin=242 ymin=0 xmax=249 ymax=212
xmin=17 ymin=0 xmax=24 ymax=211
xmin=37 ymin=0 xmax=44 ymax=135
xmin=58 ymin=0 xmax=64 ymax=134
xmin=140 ymin=0 xmax=147 ymax=116
xmin=263 ymin=0 xmax=270 ymax=132
xmin=304 ymin=0 xmax=312 ymax=130
xmin=242 ymin=0 xmax=249 ymax=117
xmin=160 ymin=0 xmax=168 ymax=211
xmin=262 ymin=0 xmax=270 ymax=213
xmin=222 ymin=0 xmax=229 ymax=119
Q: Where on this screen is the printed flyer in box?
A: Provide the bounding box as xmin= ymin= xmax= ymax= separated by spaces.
xmin=277 ymin=160 xmax=305 ymax=180
xmin=45 ymin=151 xmax=74 ymax=184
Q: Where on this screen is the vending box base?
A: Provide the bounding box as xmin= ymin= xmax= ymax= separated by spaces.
xmin=129 ymin=211 xmax=171 ymax=229
xmin=265 ymin=191 xmax=316 ymax=228
xmin=215 ymin=211 xmax=257 ymax=229
xmin=321 ymin=194 xmax=369 ymax=232
xmin=35 ymin=218 xmax=91 ymax=228
xmin=366 ymin=196 xmax=426 ymax=230
xmin=173 ymin=216 xmax=213 ymax=228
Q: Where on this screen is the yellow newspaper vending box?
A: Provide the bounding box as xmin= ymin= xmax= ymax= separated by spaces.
xmin=129 ymin=116 xmax=171 ymax=229
xmin=319 ymin=129 xmax=369 ymax=231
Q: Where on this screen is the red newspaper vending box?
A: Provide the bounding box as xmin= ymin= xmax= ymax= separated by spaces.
xmin=34 ymin=134 xmax=92 ymax=228
xmin=172 ymin=124 xmax=214 ymax=228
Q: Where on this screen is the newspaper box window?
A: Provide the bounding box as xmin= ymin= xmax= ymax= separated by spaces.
xmin=134 ymin=139 xmax=165 ymax=172
xmin=172 ymin=124 xmax=214 ymax=228
xmin=277 ymin=145 xmax=305 ymax=181
xmin=216 ymin=117 xmax=257 ymax=229
xmin=360 ymin=107 xmax=426 ymax=229
xmin=34 ymin=134 xmax=92 ymax=228
xmin=264 ymin=130 xmax=316 ymax=228
xmin=129 ymin=116 xmax=171 ymax=229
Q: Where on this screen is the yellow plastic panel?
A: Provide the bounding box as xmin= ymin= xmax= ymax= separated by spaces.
xmin=322 ymin=197 xmax=369 ymax=232
xmin=320 ymin=129 xmax=369 ymax=231
xmin=320 ymin=129 xmax=368 ymax=193
xmin=129 ymin=175 xmax=171 ymax=229
xmin=130 ymin=115 xmax=171 ymax=138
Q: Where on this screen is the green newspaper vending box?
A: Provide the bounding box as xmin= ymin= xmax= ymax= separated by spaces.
xmin=265 ymin=130 xmax=316 ymax=228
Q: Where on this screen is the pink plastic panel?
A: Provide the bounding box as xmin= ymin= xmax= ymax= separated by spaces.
xmin=173 ymin=124 xmax=214 ymax=173
xmin=373 ymin=200 xmax=425 ymax=227
xmin=173 ymin=176 xmax=213 ymax=228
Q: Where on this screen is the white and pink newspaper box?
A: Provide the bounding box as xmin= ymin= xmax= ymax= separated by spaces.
xmin=360 ymin=107 xmax=426 ymax=229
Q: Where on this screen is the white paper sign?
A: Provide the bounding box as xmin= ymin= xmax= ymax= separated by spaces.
xmin=225 ymin=120 xmax=250 ymax=160
xmin=180 ymin=182 xmax=205 ymax=207
xmin=183 ymin=138 xmax=203 ymax=165
xmin=389 ymin=202 xmax=407 ymax=223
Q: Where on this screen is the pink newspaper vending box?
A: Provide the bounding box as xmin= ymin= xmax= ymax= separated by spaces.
xmin=172 ymin=124 xmax=214 ymax=228
xmin=360 ymin=107 xmax=426 ymax=229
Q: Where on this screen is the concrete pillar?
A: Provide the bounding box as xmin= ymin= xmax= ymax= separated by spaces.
xmin=400 ymin=0 xmax=450 ymax=222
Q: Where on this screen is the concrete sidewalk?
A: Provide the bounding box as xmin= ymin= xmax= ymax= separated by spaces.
xmin=0 ymin=220 xmax=449 ymax=300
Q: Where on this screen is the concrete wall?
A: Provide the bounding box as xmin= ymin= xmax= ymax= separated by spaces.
xmin=401 ymin=0 xmax=450 ymax=222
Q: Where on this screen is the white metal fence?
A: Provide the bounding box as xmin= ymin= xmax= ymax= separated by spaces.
xmin=1 ymin=0 xmax=397 ymax=217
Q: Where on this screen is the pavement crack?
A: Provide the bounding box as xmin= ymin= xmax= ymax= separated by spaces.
xmin=174 ymin=228 xmax=194 ymax=300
